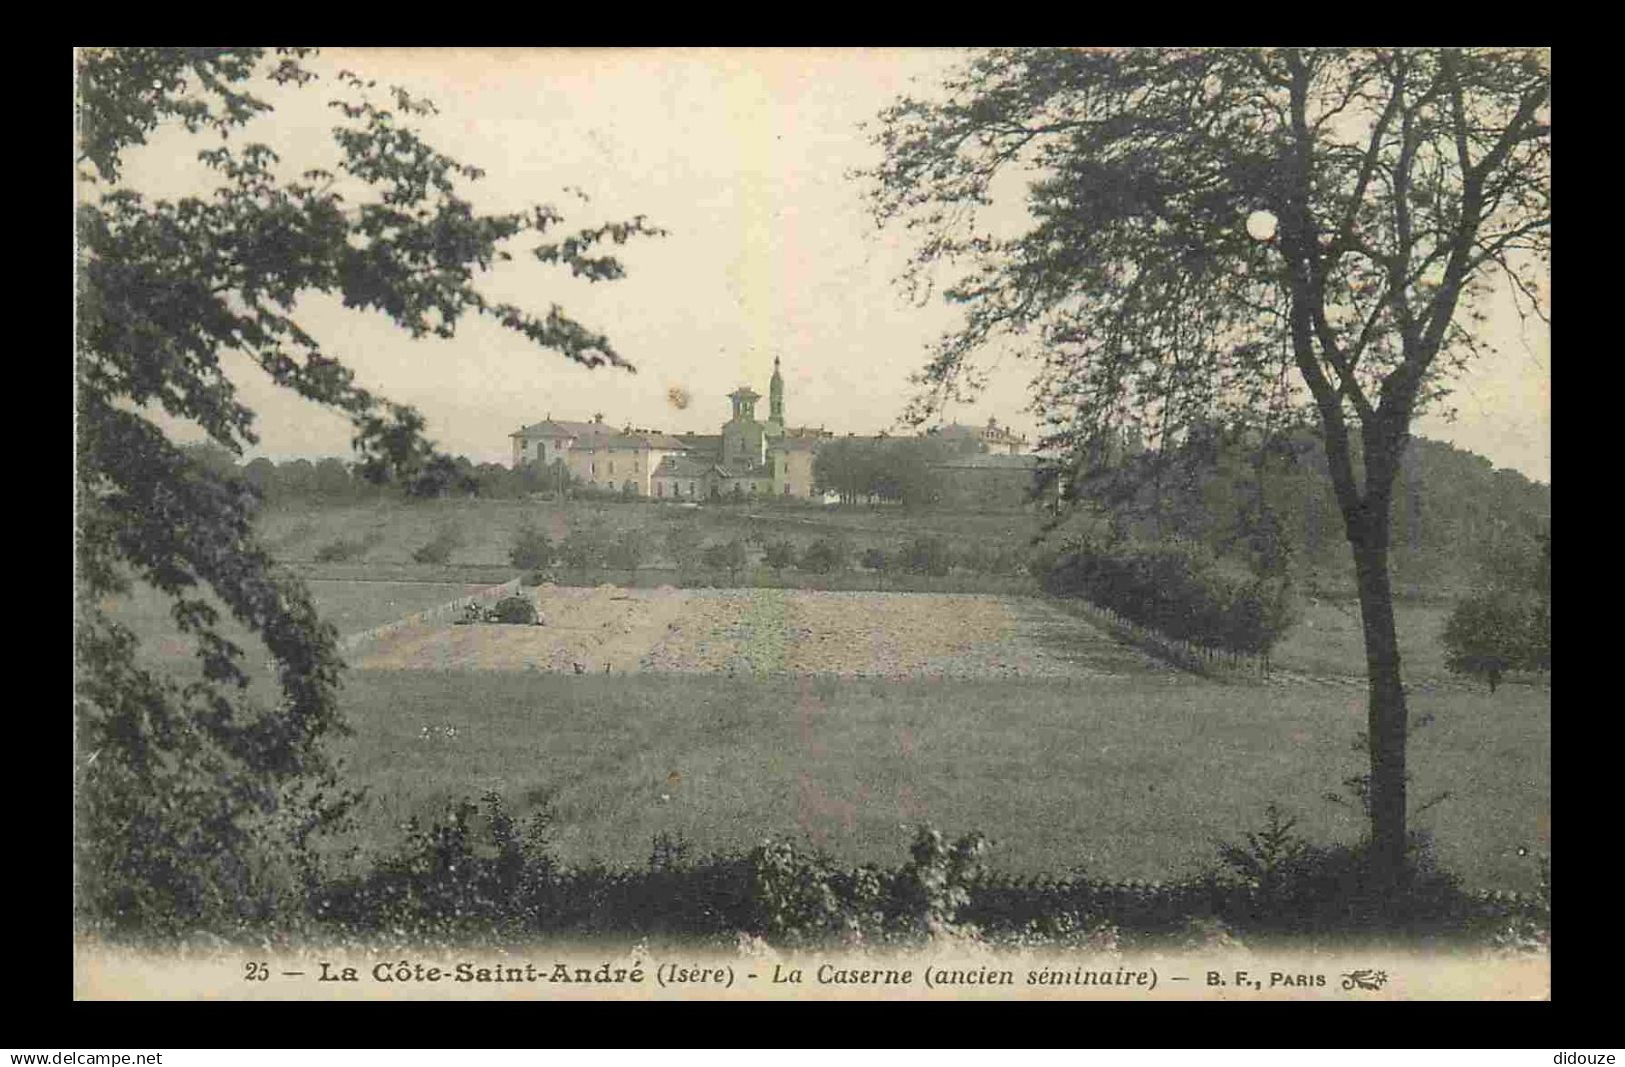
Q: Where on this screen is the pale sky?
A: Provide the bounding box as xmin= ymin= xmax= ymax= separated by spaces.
xmin=103 ymin=47 xmax=1551 ymax=482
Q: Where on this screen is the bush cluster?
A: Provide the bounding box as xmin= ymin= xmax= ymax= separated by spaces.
xmin=902 ymin=535 xmax=953 ymax=577
xmin=762 ymin=539 xmax=798 ymax=570
xmin=488 ymin=596 xmax=539 ymax=625
xmin=412 ymin=526 xmax=464 ymax=565
xmin=797 ymin=536 xmax=852 ymax=574
xmin=557 ymin=528 xmax=605 ymax=570
xmin=313 ymin=530 xmax=384 ymax=563
xmin=602 ymin=529 xmax=649 ymax=571
xmin=86 ymin=792 xmax=1544 ymax=953
xmin=509 ymin=522 xmax=556 ymax=570
xmin=1041 ymin=538 xmax=1296 ymax=659
xmin=701 ymin=538 xmax=748 ymax=574
xmin=1441 ymin=590 xmax=1549 ymax=692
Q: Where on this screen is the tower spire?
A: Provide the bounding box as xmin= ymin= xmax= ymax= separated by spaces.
xmin=768 ymin=354 xmax=785 ymax=434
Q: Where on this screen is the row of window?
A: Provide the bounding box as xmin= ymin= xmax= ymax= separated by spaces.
xmin=651 ymin=480 xmax=800 ymax=498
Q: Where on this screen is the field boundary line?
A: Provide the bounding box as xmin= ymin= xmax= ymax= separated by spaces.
xmin=338 ymin=577 xmax=521 ymax=654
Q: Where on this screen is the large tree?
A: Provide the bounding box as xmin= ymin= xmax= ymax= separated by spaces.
xmin=74 ymin=48 xmax=659 ymax=933
xmin=866 ymin=48 xmax=1549 ymax=879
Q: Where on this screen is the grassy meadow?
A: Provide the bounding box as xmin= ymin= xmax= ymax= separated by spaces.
xmin=1271 ymin=599 xmax=1454 ymax=681
xmin=257 ymin=497 xmax=1041 ymax=569
xmin=332 ymin=668 xmax=1549 ymax=893
xmin=94 ymin=578 xmax=494 ymax=681
xmin=89 ymin=496 xmax=1548 ymax=900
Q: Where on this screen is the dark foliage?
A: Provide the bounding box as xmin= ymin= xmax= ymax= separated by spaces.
xmin=507 ymin=522 xmax=556 ymax=571
xmin=480 ymin=596 xmax=537 ymax=625
xmin=864 ymin=45 xmax=1549 ymax=877
xmin=798 ymin=536 xmax=852 ymax=575
xmin=1042 ymin=537 xmax=1297 ymax=660
xmin=701 ymin=538 xmax=747 ymax=575
xmin=75 ymin=47 xmax=658 ymax=934
xmin=169 ymin=793 xmax=1546 ymax=952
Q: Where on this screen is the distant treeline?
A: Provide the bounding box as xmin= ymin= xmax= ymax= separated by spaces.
xmin=1059 ymin=424 xmax=1551 ymax=596
xmin=184 ymin=442 xmax=578 ymax=503
xmin=191 ymin=433 xmax=1023 ymax=511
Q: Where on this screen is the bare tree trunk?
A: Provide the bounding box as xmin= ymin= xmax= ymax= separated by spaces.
xmin=1350 ymin=521 xmax=1408 ymax=881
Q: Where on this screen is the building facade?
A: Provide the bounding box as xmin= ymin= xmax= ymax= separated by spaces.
xmin=930 ymin=417 xmax=1030 ymax=456
xmin=508 ymin=360 xmax=1045 ymax=507
xmin=511 ymin=358 xmax=833 ymax=500
xmin=508 ymin=415 xmax=690 ymax=497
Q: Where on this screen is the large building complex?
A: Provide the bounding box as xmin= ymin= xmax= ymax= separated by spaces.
xmin=508 ymin=357 xmax=1041 ymax=503
xmin=509 ymin=357 xmax=832 ymax=500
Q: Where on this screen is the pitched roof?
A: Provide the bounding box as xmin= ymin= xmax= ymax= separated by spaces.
xmin=511 ymin=418 xmax=601 ymax=438
xmin=513 ymin=419 xmax=689 ymax=451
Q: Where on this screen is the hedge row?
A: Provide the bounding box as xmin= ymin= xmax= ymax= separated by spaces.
xmin=83 ymin=792 xmax=1548 ymax=953
xmin=1040 ymin=539 xmax=1297 ymax=659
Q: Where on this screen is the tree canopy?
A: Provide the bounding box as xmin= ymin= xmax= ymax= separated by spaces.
xmin=813 ymin=436 xmax=950 ymax=508
xmin=866 ymin=47 xmax=1549 ymax=877
xmin=74 ymin=47 xmax=659 ymax=933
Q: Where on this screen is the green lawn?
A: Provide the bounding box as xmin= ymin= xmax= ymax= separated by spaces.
xmin=332 ymin=668 xmax=1550 ymax=893
xmin=1271 ymin=598 xmax=1456 ymax=679
xmin=94 ymin=578 xmax=484 ymax=646
xmin=95 ymin=578 xmax=491 ymax=678
xmin=303 ymin=580 xmax=494 ymax=634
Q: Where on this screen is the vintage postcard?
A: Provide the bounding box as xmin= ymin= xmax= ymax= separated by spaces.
xmin=72 ymin=46 xmax=1550 ymax=1002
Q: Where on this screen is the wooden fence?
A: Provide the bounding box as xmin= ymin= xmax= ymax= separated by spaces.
xmin=338 ymin=578 xmax=522 ymax=654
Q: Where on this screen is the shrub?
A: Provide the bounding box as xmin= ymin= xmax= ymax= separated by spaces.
xmin=557 ymin=528 xmax=604 ymax=570
xmin=1041 ymin=537 xmax=1296 ymax=662
xmin=602 ymin=529 xmax=648 ymax=571
xmin=860 ymin=546 xmax=890 ymax=573
xmin=488 ymin=596 xmax=539 ymax=625
xmin=1213 ymin=803 xmax=1475 ymax=939
xmin=508 ymin=522 xmax=556 ymax=570
xmin=798 ymin=536 xmax=851 ymax=574
xmin=1442 ymin=589 xmax=1546 ymax=692
xmin=894 ymin=826 xmax=989 ymax=939
xmin=87 ymin=793 xmax=1537 ymax=951
xmin=903 ymin=535 xmax=953 ymax=577
xmin=748 ymin=838 xmax=862 ymax=948
xmin=313 ymin=530 xmax=383 ymax=563
xmin=308 ymin=792 xmax=557 ymax=945
xmin=762 ymin=539 xmax=798 ymax=570
xmin=701 ymin=538 xmax=748 ymax=575
xmin=413 ymin=526 xmax=463 ymax=565
xmin=663 ymin=523 xmax=705 ymax=570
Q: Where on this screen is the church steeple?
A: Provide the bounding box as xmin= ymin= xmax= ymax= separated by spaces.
xmin=767 ymin=355 xmax=785 ymax=436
